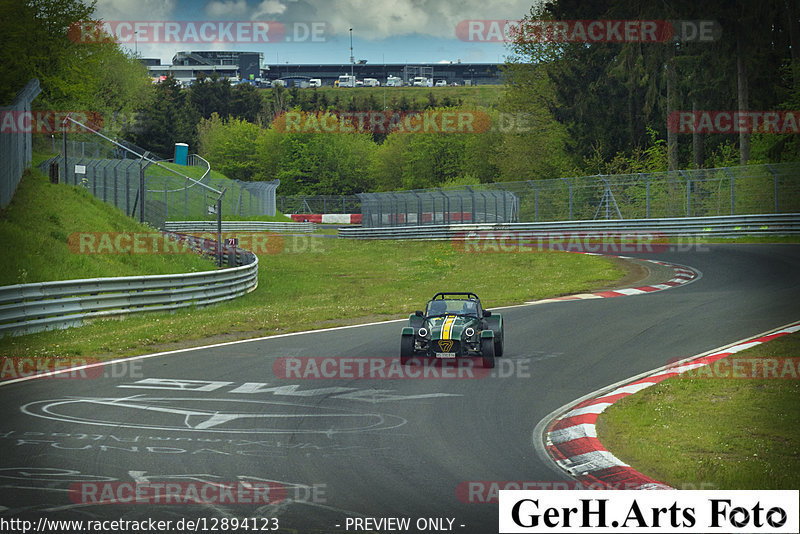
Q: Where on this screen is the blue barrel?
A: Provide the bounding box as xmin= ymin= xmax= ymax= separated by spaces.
xmin=174 ymin=143 xmax=188 ymax=165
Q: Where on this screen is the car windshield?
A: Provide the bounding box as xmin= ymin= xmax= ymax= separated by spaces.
xmin=425 ymin=299 xmax=479 ymax=317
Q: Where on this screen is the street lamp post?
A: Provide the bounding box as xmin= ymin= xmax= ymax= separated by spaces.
xmin=349 ymin=28 xmax=354 ymax=77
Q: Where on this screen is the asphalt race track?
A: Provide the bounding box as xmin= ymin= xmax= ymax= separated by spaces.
xmin=1 ymin=244 xmax=798 ymax=533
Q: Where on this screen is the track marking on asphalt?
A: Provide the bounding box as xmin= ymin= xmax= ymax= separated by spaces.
xmin=21 ymin=396 xmax=408 ymax=434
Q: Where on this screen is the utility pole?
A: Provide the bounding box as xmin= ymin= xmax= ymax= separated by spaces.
xmin=349 ymin=28 xmax=354 ymax=77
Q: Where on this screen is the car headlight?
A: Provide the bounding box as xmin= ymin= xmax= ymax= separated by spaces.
xmin=465 ymin=327 xmax=475 ymax=338
xmin=418 ymin=327 xmax=428 ymax=338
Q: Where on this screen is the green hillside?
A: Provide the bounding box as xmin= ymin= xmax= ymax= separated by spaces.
xmin=0 ymin=167 xmax=218 ymax=286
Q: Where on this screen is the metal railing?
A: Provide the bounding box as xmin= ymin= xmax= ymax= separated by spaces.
xmin=0 ymin=233 xmax=258 ymax=337
xmin=339 ymin=214 xmax=800 ymax=240
xmin=1 ymin=79 xmax=41 ymax=209
xmin=164 ymin=220 xmax=316 ymax=233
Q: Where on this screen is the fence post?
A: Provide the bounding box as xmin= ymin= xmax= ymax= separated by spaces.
xmin=112 ymin=159 xmax=122 ymax=209
xmin=723 ymin=167 xmax=735 ymax=215
xmin=62 ymin=123 xmax=68 ymax=187
xmin=216 ymin=195 xmax=223 ymax=267
xmin=560 ymin=178 xmax=573 ymax=220
xmin=125 ymin=166 xmax=130 ymax=214
xmin=679 ymin=170 xmax=691 ymax=217
xmin=139 ymin=160 xmax=150 ymax=223
xmin=766 ymin=164 xmax=779 ymax=213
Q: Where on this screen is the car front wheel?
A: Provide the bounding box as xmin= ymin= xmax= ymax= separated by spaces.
xmin=481 ymin=337 xmax=495 ymax=369
xmin=400 ymin=335 xmax=414 ymax=365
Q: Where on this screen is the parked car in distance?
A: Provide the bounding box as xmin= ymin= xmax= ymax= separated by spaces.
xmin=338 ymin=75 xmax=356 ymax=87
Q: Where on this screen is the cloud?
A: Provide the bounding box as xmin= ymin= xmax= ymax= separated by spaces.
xmin=205 ymin=0 xmax=251 ymax=18
xmin=252 ymin=0 xmax=289 ymax=18
xmin=93 ymin=0 xmax=178 ymax=21
xmin=206 ymin=0 xmax=536 ymax=39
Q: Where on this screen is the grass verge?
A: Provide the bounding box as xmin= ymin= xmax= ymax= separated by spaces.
xmin=0 ymin=167 xmax=217 ymax=285
xmin=597 ymin=330 xmax=800 ymax=489
xmin=0 ymin=238 xmax=624 ymax=360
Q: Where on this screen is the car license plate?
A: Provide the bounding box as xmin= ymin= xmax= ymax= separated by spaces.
xmin=436 ymin=352 xmax=456 ymax=358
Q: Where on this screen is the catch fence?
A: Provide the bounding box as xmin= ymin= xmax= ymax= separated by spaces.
xmin=40 ymin=140 xmax=280 ymax=229
xmin=359 ymin=163 xmax=800 ymax=228
xmin=278 ymin=195 xmax=360 ymax=214
xmin=1 ymin=79 xmax=41 ymax=209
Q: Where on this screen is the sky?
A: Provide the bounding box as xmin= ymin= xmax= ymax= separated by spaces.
xmin=92 ymin=0 xmax=539 ymax=65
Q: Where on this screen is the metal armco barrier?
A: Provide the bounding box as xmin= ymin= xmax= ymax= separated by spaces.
xmin=0 ymin=235 xmax=259 ymax=337
xmin=164 ymin=220 xmax=316 ymax=233
xmin=338 ymin=214 xmax=800 ymax=240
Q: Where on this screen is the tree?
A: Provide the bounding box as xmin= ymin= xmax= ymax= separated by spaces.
xmin=0 ymin=0 xmax=150 ymax=126
xmin=189 ymin=72 xmax=231 ymax=120
xmin=229 ymin=82 xmax=263 ymax=124
xmin=126 ymin=75 xmax=199 ymax=158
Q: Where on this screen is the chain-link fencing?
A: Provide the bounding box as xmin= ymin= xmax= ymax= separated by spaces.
xmin=39 ymin=137 xmax=279 ymax=230
xmin=359 ymin=163 xmax=800 ymax=228
xmin=1 ymin=79 xmax=41 ymax=209
xmin=277 ymin=195 xmax=361 ymax=214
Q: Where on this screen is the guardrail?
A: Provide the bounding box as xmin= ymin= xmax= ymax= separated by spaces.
xmin=164 ymin=220 xmax=316 ymax=233
xmin=0 ymin=234 xmax=258 ymax=337
xmin=338 ymin=214 xmax=800 ymax=240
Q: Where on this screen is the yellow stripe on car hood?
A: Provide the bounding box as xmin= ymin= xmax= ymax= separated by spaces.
xmin=441 ymin=315 xmax=457 ymax=340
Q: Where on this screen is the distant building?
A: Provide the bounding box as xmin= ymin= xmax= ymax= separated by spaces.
xmin=142 ymin=53 xmax=503 ymax=86
xmin=266 ymin=62 xmax=503 ymax=86
xmin=142 ymin=51 xmax=267 ymax=83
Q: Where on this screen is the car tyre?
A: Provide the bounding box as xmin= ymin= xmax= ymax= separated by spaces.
xmin=494 ymin=329 xmax=504 ymax=357
xmin=400 ymin=335 xmax=414 ymax=365
xmin=481 ymin=337 xmax=495 ymax=368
